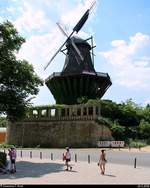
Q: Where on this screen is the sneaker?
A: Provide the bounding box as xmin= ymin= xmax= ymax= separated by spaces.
xmin=70 ymin=167 xmax=72 ymax=170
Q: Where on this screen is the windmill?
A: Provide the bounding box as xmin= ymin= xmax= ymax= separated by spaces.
xmin=45 ymin=1 xmax=112 ymax=104
xmin=44 ymin=0 xmax=96 ymax=70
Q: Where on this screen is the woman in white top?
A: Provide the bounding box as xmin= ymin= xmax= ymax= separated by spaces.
xmin=64 ymin=147 xmax=72 ymax=171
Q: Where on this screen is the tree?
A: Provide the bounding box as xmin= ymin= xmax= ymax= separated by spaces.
xmin=139 ymin=119 xmax=150 ymax=139
xmin=141 ymin=105 xmax=150 ymax=123
xmin=111 ymin=122 xmax=125 ymax=140
xmin=118 ymin=99 xmax=140 ymax=127
xmin=0 ymin=21 xmax=43 ymax=121
xmin=0 ymin=117 xmax=8 ymax=127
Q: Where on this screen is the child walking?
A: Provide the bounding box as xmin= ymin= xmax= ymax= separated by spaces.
xmin=8 ymin=146 xmax=17 ymax=173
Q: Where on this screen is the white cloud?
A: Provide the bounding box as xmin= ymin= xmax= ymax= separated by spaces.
xmin=13 ymin=1 xmax=51 ymax=33
xmin=61 ymin=0 xmax=97 ymax=28
xmin=16 ymin=0 xmax=97 ymax=78
xmin=99 ymin=32 xmax=150 ymax=89
xmin=0 ymin=17 xmax=4 ymax=22
xmin=17 ymin=26 xmax=66 ymax=79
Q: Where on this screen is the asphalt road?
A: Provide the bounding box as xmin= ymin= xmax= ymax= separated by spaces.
xmin=3 ymin=148 xmax=149 ymax=168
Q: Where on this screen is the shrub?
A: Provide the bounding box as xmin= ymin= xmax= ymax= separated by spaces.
xmin=96 ymin=117 xmax=112 ymax=127
xmin=128 ymin=139 xmax=147 ymax=148
xmin=0 ymin=143 xmax=15 ymax=148
xmin=110 ymin=122 xmax=125 ymax=141
xmin=146 ymin=138 xmax=150 ymax=145
xmin=0 ymin=152 xmax=7 ymax=168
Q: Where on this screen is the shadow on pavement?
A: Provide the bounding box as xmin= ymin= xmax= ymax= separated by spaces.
xmin=103 ymin=173 xmax=116 ymax=177
xmin=0 ymin=161 xmax=65 ymax=179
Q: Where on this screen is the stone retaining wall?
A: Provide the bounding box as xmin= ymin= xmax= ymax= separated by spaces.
xmin=6 ymin=120 xmax=112 ymax=148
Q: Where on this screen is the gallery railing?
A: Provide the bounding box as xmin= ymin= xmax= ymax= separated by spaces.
xmin=25 ymin=104 xmax=101 ymax=121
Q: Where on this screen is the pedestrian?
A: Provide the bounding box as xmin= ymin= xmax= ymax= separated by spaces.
xmin=0 ymin=158 xmax=9 ymax=174
xmin=98 ymin=149 xmax=107 ymax=175
xmin=8 ymin=146 xmax=17 ymax=173
xmin=63 ymin=147 xmax=72 ymax=171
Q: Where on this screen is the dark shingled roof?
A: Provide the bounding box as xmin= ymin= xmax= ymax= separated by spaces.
xmin=66 ymin=36 xmax=91 ymax=48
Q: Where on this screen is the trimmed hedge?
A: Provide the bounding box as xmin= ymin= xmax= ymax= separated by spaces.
xmin=0 ymin=152 xmax=7 ymax=168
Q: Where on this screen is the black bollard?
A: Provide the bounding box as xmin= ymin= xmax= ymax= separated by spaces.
xmin=109 ymin=143 xmax=112 ymax=150
xmin=75 ymin=154 xmax=77 ymax=162
xmin=88 ymin=155 xmax=90 ymax=164
xmin=51 ymin=153 xmax=53 ymax=160
xmin=134 ymin=158 xmax=137 ymax=168
xmin=21 ymin=150 xmax=22 ymax=158
xmin=40 ymin=152 xmax=42 ymax=159
xmin=30 ymin=151 xmax=32 ymax=158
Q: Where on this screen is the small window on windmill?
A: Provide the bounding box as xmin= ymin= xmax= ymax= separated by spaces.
xmin=33 ymin=110 xmax=38 ymax=118
xmin=88 ymin=107 xmax=93 ymax=115
xmin=41 ymin=109 xmax=47 ymax=117
xmin=51 ymin=109 xmax=56 ymax=117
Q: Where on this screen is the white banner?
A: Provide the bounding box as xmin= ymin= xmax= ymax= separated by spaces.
xmin=97 ymin=141 xmax=125 ymax=148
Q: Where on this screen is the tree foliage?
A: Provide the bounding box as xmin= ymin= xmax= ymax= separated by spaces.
xmin=0 ymin=21 xmax=43 ymax=121
xmin=85 ymin=98 xmax=150 ymax=141
xmin=111 ymin=122 xmax=125 ymax=140
xmin=139 ymin=119 xmax=150 ymax=139
xmin=0 ymin=117 xmax=8 ymax=127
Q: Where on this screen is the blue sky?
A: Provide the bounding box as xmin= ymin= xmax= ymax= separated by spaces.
xmin=1 ymin=0 xmax=150 ymax=106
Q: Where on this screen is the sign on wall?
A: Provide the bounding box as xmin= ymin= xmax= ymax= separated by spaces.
xmin=97 ymin=141 xmax=125 ymax=148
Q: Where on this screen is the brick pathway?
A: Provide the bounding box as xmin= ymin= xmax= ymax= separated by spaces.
xmin=0 ymin=158 xmax=150 ymax=185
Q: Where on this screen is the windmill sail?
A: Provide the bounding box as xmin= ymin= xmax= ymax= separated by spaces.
xmin=73 ymin=0 xmax=96 ymax=33
xmin=57 ymin=22 xmax=84 ymax=62
xmin=44 ymin=0 xmax=96 ymax=70
xmin=73 ymin=10 xmax=89 ymax=33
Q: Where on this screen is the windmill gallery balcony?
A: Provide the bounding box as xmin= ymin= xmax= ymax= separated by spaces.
xmin=25 ymin=104 xmax=101 ymax=121
xmin=45 ymin=71 xmax=112 ymax=105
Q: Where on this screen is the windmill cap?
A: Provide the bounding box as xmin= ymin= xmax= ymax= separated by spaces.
xmin=66 ymin=36 xmax=91 ymax=48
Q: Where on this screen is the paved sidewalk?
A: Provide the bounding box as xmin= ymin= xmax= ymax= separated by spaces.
xmin=0 ymin=158 xmax=150 ymax=185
